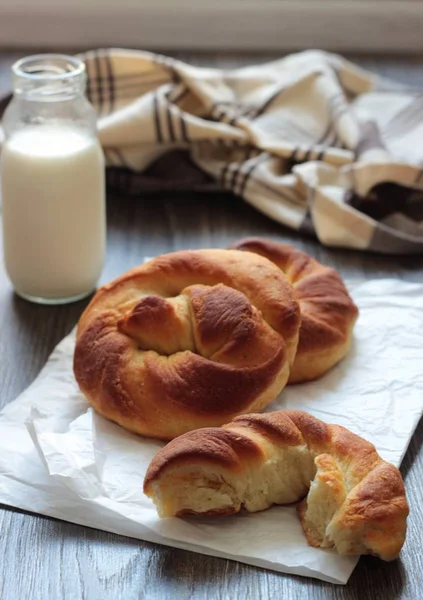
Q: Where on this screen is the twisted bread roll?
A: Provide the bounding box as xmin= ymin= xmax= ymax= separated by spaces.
xmin=229 ymin=238 xmax=358 ymax=383
xmin=74 ymin=250 xmax=300 ymax=440
xmin=144 ymin=410 xmax=408 ymax=560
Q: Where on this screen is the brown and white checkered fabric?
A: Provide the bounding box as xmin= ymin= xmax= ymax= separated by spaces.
xmin=84 ymin=48 xmax=423 ymax=254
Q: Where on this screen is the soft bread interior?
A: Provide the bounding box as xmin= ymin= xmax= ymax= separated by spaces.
xmin=149 ymin=467 xmax=241 ymax=517
xmin=297 ymin=454 xmax=347 ymax=548
xmin=149 ymin=443 xmax=316 ymax=518
xmin=148 ymin=449 xmax=366 ymax=554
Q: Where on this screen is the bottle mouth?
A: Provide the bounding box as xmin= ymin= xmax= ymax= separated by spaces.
xmin=12 ymin=54 xmax=86 ymax=100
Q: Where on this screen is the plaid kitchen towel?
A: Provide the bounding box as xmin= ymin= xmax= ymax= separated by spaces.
xmin=87 ymin=49 xmax=422 ymax=253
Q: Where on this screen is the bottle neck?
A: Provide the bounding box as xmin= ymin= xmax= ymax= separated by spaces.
xmin=12 ymin=54 xmax=86 ymax=103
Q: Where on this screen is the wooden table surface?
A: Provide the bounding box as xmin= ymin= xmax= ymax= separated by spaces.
xmin=0 ymin=51 xmax=423 ymax=600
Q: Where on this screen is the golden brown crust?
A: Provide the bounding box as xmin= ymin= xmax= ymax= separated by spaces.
xmin=143 ymin=409 xmax=408 ymax=560
xmin=78 ymin=249 xmax=300 ymax=349
xmin=144 ymin=427 xmax=264 ymax=487
xmin=231 ymin=410 xmax=332 ymax=449
xmin=74 ymin=249 xmax=300 ymax=440
xmin=229 ymin=238 xmax=359 ymax=382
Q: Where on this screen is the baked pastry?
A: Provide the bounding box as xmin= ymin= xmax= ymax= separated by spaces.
xmin=74 ymin=249 xmax=300 ymax=440
xmin=144 ymin=410 xmax=408 ymax=560
xmin=229 ymin=238 xmax=358 ymax=383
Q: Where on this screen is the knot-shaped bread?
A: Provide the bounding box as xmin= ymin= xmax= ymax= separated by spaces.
xmin=144 ymin=410 xmax=408 ymax=560
xmin=230 ymin=238 xmax=359 ymax=383
xmin=74 ymin=249 xmax=300 ymax=440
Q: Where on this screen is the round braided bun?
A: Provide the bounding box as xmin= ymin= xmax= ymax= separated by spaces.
xmin=74 ymin=249 xmax=300 ymax=440
xmin=229 ymin=237 xmax=359 ymax=383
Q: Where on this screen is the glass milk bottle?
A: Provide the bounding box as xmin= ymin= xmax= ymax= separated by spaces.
xmin=1 ymin=54 xmax=106 ymax=304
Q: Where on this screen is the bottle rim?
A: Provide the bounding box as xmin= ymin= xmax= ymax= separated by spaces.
xmin=12 ymin=54 xmax=85 ymax=82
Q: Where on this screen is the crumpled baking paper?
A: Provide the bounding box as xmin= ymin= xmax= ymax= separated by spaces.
xmin=0 ymin=279 xmax=422 ymax=585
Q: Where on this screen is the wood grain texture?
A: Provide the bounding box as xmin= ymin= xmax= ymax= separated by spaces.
xmin=0 ymin=51 xmax=423 ymax=600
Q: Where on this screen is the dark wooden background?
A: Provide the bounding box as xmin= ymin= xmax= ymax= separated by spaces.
xmin=0 ymin=51 xmax=422 ymax=600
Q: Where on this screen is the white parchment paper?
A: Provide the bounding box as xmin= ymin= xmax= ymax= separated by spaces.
xmin=0 ymin=279 xmax=422 ymax=585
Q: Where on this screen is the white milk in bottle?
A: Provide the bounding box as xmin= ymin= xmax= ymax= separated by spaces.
xmin=1 ymin=54 xmax=106 ymax=304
